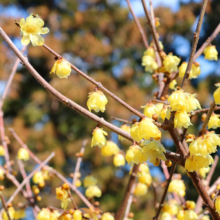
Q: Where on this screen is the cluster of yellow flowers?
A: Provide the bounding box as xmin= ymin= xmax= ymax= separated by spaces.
xmin=168 ymin=179 xmax=186 ymax=197
xmin=163 ymin=53 xmax=181 ymax=74
xmin=178 ymin=62 xmax=201 ymax=79
xmin=142 ymin=47 xmax=158 ymax=73
xmin=202 ymin=113 xmax=220 ymax=129
xmin=56 ymin=183 xmax=71 ymax=209
xmin=168 ymin=89 xmax=201 ymax=128
xmin=2 ymin=205 xmax=26 ymax=220
xmin=83 ymin=175 xmax=102 ymax=198
xmin=185 ymin=131 xmax=220 ymax=172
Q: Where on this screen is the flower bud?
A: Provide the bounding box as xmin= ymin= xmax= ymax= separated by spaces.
xmin=91 ymin=127 xmax=107 ymax=148
xmin=32 ymin=171 xmax=44 ymax=184
xmin=185 ymin=200 xmax=196 ymax=210
xmin=113 ymin=154 xmax=125 ymax=167
xmin=134 ymin=183 xmax=148 ymax=196
xmin=165 ymin=160 xmax=172 ymax=167
xmin=50 ymin=58 xmax=71 ymax=79
xmin=85 ymin=185 xmax=102 ymax=198
xmin=87 ymin=90 xmax=108 ymax=113
xmin=138 ymin=172 xmax=152 ymax=186
xmin=101 ymin=141 xmax=120 ymax=157
xmin=17 ymin=148 xmax=29 ymax=161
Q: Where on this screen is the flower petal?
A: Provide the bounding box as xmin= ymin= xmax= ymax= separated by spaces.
xmin=40 ymin=27 xmax=49 ymax=35
xmin=19 ymin=18 xmax=25 ymax=27
xmin=36 ymin=18 xmax=44 ymax=27
xmin=21 ymin=35 xmax=30 ymax=45
xmin=30 ymin=34 xmax=39 ymax=46
xmin=36 ymin=34 xmax=44 ymax=46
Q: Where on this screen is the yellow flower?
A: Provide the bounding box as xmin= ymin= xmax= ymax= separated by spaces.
xmin=125 ymin=144 xmax=144 ymax=165
xmin=216 ymin=197 xmax=220 ymax=215
xmin=19 ymin=14 xmax=49 ymax=46
xmin=168 ymin=89 xmax=201 ymax=112
xmin=179 ymin=62 xmax=201 ymax=79
xmin=177 ymin=210 xmax=185 ymax=220
xmin=214 ymin=84 xmax=220 ymax=105
xmin=185 ymin=201 xmax=196 ymax=210
xmin=50 ymin=58 xmax=71 ymax=79
xmin=0 ymin=168 xmax=5 ymax=181
xmin=101 ymin=213 xmax=114 ymax=220
xmin=163 ymin=54 xmax=181 ymax=74
xmin=75 ymin=179 xmax=81 ymax=187
xmin=91 ymin=127 xmax=107 ymax=148
xmin=208 ymin=113 xmax=220 ymax=129
xmin=138 ymin=172 xmax=152 ymax=186
xmin=203 ymin=45 xmax=218 ymax=61
xmin=85 ymin=185 xmax=102 ymax=198
xmin=62 ymin=214 xmax=72 ymax=220
xmin=2 ymin=207 xmax=15 ymax=220
xmin=168 ymin=179 xmax=186 ymax=197
xmin=162 ymin=203 xmax=178 ymax=215
xmin=101 ymin=141 xmax=120 ymax=157
xmin=14 ymin=209 xmax=26 ymax=220
xmin=184 ymin=210 xmax=198 ymax=220
xmin=37 ymin=208 xmax=59 ymax=220
xmin=144 ymin=47 xmax=155 ymax=58
xmin=83 ymin=175 xmax=98 ymax=187
xmin=199 ymin=167 xmax=210 ymax=179
xmin=73 ymin=210 xmax=82 ymax=220
xmin=185 ymin=154 xmax=213 ymax=172
xmin=130 ymin=122 xmax=142 ymax=142
xmin=142 ymin=140 xmax=166 ymax=166
xmin=134 ymin=183 xmax=148 ymax=196
xmin=160 ymin=106 xmax=171 ymax=122
xmin=87 ymin=90 xmax=108 ymax=113
xmin=113 ymin=154 xmax=125 ymax=167
xmin=0 ymin=146 xmax=5 ymax=156
xmin=142 ymin=55 xmax=158 ymax=73
xmin=33 ymin=171 xmax=44 ymax=184
xmin=169 ymin=80 xmax=177 ymax=90
xmin=138 ymin=117 xmax=161 ymax=140
xmin=56 ymin=187 xmax=68 ymax=201
xmin=201 ymin=216 xmax=210 ymax=220
xmin=118 ymin=124 xmax=130 ymax=141
xmin=141 ymin=102 xmax=157 ymax=118
xmin=17 ymin=148 xmax=29 ymax=161
xmin=189 ymin=132 xmax=220 ymax=157
xmin=138 ymin=163 xmax=150 ymax=175
xmin=161 ymin=212 xmax=172 ymax=220
xmin=174 ymin=111 xmax=192 ymax=129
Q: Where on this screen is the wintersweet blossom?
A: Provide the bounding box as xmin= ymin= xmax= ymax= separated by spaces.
xmin=162 ymin=203 xmax=178 ymax=215
xmin=144 ymin=46 xmax=155 ymax=58
xmin=203 ymin=45 xmax=218 ymax=61
xmin=185 ymin=154 xmax=213 ymax=172
xmin=56 ymin=186 xmax=70 ymax=209
xmin=215 ymin=197 xmax=220 ymax=215
xmin=101 ymin=141 xmax=120 ymax=157
xmin=138 ymin=172 xmax=152 ymax=186
xmin=142 ymin=140 xmax=166 ymax=166
xmin=163 ymin=54 xmax=181 ymax=74
xmin=177 ymin=210 xmax=185 ymax=220
xmin=160 ymin=105 xmax=171 ymax=122
xmin=83 ymin=175 xmax=98 ymax=187
xmin=168 ymin=179 xmax=186 ymax=197
xmin=184 ymin=210 xmax=198 ymax=220
xmin=19 ymin=14 xmax=49 ymax=46
xmin=50 ymin=58 xmax=71 ymax=79
xmin=199 ymin=167 xmax=210 ymax=179
xmin=134 ymin=183 xmax=148 ymax=196
xmin=141 ymin=102 xmax=157 ymax=118
xmin=189 ymin=132 xmax=220 ymax=157
xmin=2 ymin=207 xmax=15 ymax=220
xmin=179 ymin=62 xmax=201 ymax=79
xmin=125 ymin=144 xmax=144 ymax=164
xmin=87 ymin=90 xmax=108 ymax=113
xmin=33 ymin=171 xmax=44 ymax=184
xmin=130 ymin=122 xmax=142 ymax=142
xmin=37 ymin=208 xmax=59 ymax=220
xmin=207 ymin=113 xmax=220 ymax=129
xmin=91 ymin=127 xmax=107 ymax=148
xmin=142 ymin=55 xmax=158 ymax=73
xmin=118 ymin=124 xmax=130 ymax=141
xmin=101 ymin=213 xmax=114 ymax=220
xmin=73 ymin=210 xmax=82 ymax=220
xmin=214 ymin=84 xmax=220 ymax=104
xmin=174 ymin=111 xmax=192 ymax=129
xmin=85 ymin=185 xmax=102 ymax=198
xmin=17 ymin=148 xmax=29 ymax=161
xmin=161 ymin=212 xmax=172 ymax=220
xmin=113 ymin=154 xmax=125 ymax=167
xmin=138 ymin=163 xmax=150 ymax=175
xmin=185 ymin=201 xmax=196 ymax=210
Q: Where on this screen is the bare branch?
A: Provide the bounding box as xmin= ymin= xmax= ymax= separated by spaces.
xmin=181 ymin=0 xmax=209 ymax=88
xmin=110 ymin=116 xmax=132 ymax=124
xmin=0 ymin=194 xmax=12 ymax=220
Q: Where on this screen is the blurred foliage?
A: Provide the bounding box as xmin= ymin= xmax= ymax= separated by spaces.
xmin=0 ymin=0 xmax=220 ymax=219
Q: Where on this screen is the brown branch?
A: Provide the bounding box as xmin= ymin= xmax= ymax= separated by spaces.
xmin=0 ymin=194 xmax=12 ymax=220
xmin=194 ymin=23 xmax=220 ymax=60
xmin=115 ymin=164 xmax=139 ymax=220
xmin=153 ymin=163 xmax=176 ymax=220
xmin=73 ymin=140 xmax=87 ymax=185
xmin=192 ymin=106 xmax=220 ymax=115
xmin=141 ymin=0 xmax=163 ymax=62
xmin=110 ymin=117 xmax=132 ymax=124
xmin=199 ymin=101 xmax=216 ymax=136
xmin=7 ymin=153 xmax=54 ymax=204
xmin=181 ymin=0 xmax=209 ymax=88
xmin=126 ymin=0 xmax=149 ymax=49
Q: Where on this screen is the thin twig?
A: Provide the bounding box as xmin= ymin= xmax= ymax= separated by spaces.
xmin=110 ymin=117 xmax=132 ymax=124
xmin=194 ymin=23 xmax=220 ymax=60
xmin=192 ymin=106 xmax=220 ymax=115
xmin=199 ymin=101 xmax=216 ymax=136
xmin=126 ymin=0 xmax=149 ymax=49
xmin=181 ymin=0 xmax=209 ymax=88
xmin=67 ymin=191 xmax=78 ymax=210
xmin=115 ymin=164 xmax=139 ymax=220
xmin=73 ymin=140 xmax=87 ymax=185
xmin=6 ymin=153 xmax=54 ymax=204
xmin=0 ymin=194 xmax=12 ymax=220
